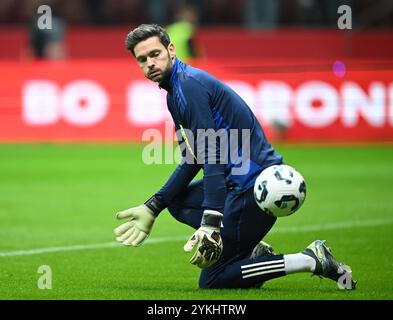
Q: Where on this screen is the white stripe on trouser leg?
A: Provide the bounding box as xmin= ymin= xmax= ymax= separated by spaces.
xmin=241 ymin=262 xmax=285 ymax=275
xmin=242 ymin=267 xmax=286 ymax=279
xmin=241 ymin=259 xmax=285 ymax=279
xmin=241 ymin=259 xmax=284 ymax=270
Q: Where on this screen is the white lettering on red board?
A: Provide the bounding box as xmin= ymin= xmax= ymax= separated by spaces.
xmin=341 ymin=82 xmax=385 ymax=127
xmin=22 ymin=80 xmax=393 ymax=128
xmin=126 ymin=81 xmax=170 ymax=126
xmin=257 ymin=81 xmax=293 ymax=128
xmin=390 ymin=83 xmax=393 ymax=127
xmin=295 ymin=81 xmax=339 ymax=128
xmin=22 ymin=80 xmax=109 ymax=126
xmin=22 ymin=80 xmax=60 ymax=125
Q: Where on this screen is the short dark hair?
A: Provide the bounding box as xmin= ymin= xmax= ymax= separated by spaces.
xmin=125 ymin=24 xmax=171 ymax=56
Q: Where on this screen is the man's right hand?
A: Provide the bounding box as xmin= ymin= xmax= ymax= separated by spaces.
xmin=114 ymin=205 xmax=156 ymax=247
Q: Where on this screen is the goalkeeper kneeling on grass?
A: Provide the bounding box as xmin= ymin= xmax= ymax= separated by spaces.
xmin=114 ymin=24 xmax=356 ymax=290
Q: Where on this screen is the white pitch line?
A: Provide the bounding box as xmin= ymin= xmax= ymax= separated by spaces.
xmin=0 ymin=218 xmax=392 ymax=258
xmin=270 ymin=217 xmax=393 ymax=234
xmin=0 ymin=236 xmax=187 ymax=257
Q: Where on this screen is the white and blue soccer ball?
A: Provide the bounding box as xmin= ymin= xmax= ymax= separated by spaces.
xmin=253 ymin=164 xmax=307 ymax=218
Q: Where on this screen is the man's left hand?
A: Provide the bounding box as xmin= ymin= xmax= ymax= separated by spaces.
xmin=184 ymin=210 xmax=223 ymax=268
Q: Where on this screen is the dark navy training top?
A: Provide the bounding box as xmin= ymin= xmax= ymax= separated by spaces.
xmin=155 ymin=58 xmax=282 ymax=212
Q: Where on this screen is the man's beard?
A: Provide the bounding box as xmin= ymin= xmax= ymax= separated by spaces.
xmin=158 ymin=52 xmax=173 ymax=84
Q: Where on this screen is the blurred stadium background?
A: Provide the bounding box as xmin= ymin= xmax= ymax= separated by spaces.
xmin=0 ymin=0 xmax=393 ymax=300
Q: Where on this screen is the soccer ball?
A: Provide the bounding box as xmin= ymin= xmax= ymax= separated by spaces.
xmin=253 ymin=164 xmax=306 ymax=217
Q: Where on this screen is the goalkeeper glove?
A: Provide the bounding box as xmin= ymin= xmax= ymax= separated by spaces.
xmin=114 ymin=195 xmax=165 ymax=247
xmin=184 ymin=210 xmax=223 ymax=269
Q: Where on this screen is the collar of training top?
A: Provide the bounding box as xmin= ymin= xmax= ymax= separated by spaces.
xmin=159 ymin=57 xmax=183 ymax=91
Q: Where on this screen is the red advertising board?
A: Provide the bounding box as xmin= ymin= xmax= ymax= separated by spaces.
xmin=0 ymin=59 xmax=392 ymax=143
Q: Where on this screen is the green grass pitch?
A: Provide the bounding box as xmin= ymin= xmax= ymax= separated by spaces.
xmin=0 ymin=143 xmax=392 ymax=300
